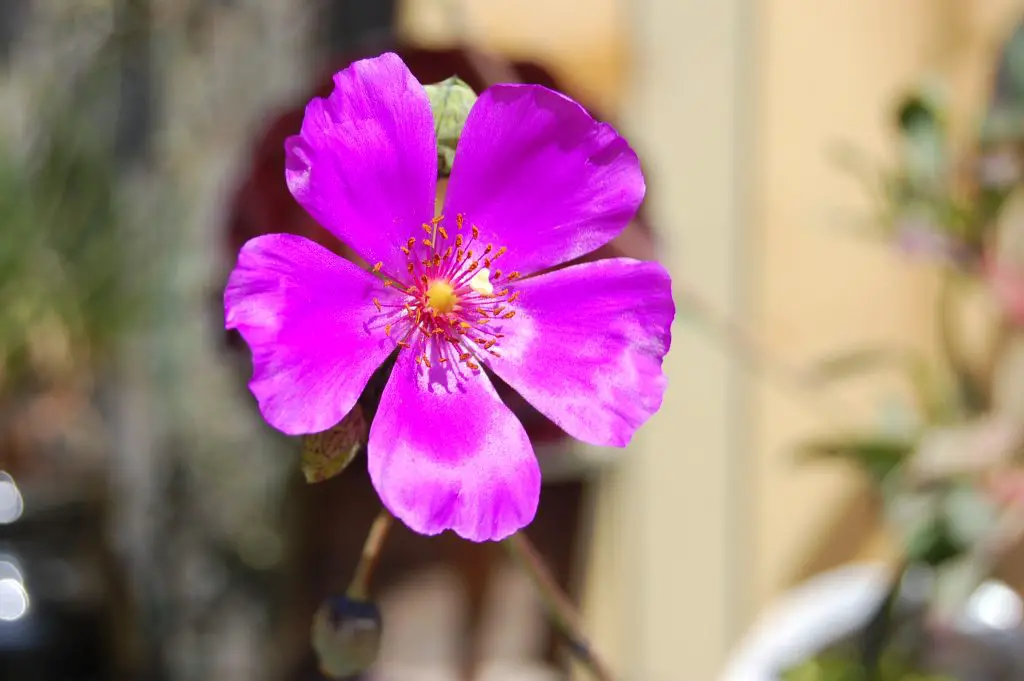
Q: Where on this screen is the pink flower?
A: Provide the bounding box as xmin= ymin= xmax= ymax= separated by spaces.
xmin=987 ymin=257 xmax=1024 ymax=326
xmin=224 ymin=53 xmax=674 ymax=541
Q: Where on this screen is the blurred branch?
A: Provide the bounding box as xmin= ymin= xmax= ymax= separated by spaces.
xmin=503 ymin=533 xmax=617 ymax=681
xmin=675 ymin=284 xmax=864 ymax=431
xmin=346 ymin=508 xmax=394 ymax=601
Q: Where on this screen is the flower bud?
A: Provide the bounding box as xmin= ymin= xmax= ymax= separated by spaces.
xmin=424 ymin=76 xmax=478 ymax=176
xmin=300 ymin=405 xmax=367 ymax=483
xmin=311 ymin=595 xmax=382 ymax=679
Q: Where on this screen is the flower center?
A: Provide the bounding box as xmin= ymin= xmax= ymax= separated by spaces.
xmin=369 ymin=213 xmax=521 ymax=374
xmin=425 ymin=281 xmax=457 ymax=314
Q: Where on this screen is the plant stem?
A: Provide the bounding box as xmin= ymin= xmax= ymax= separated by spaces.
xmin=346 ymin=508 xmax=394 ymax=601
xmin=503 ymin=532 xmax=617 ymax=681
xmin=858 ymin=558 xmax=908 ymax=681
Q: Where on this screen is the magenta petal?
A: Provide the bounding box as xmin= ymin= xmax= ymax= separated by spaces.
xmin=367 ymin=348 xmax=541 ymax=542
xmin=225 ymin=234 xmax=399 ymax=435
xmin=285 ymin=53 xmax=437 ymax=274
xmin=486 ymin=258 xmax=673 ymax=447
xmin=442 ymin=84 xmax=644 ymax=276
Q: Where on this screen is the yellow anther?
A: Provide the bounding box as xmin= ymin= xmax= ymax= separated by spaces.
xmin=372 ymin=298 xmax=382 ymax=312
xmin=372 ymin=261 xmax=383 ymax=273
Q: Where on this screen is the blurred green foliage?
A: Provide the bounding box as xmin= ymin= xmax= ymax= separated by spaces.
xmin=783 ymin=651 xmax=953 ymax=681
xmin=0 ymin=43 xmax=146 ymax=398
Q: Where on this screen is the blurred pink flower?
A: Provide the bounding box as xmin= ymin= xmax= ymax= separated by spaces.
xmin=987 ymin=257 xmax=1024 ymax=325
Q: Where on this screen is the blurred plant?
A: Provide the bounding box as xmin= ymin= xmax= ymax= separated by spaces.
xmin=0 ymin=12 xmax=151 ymax=472
xmin=784 ymin=14 xmax=1024 ymax=681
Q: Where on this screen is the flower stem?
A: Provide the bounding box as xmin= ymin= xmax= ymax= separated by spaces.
xmin=346 ymin=508 xmax=394 ymax=601
xmin=503 ymin=532 xmax=617 ymax=681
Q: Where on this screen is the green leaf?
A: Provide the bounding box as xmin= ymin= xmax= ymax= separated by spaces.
xmin=894 ymin=84 xmax=949 ymax=195
xmin=905 ymin=514 xmax=966 ymax=567
xmin=796 ymin=435 xmax=915 ymax=482
xmin=424 ymin=76 xmax=478 ymax=176
xmin=300 ymin=406 xmax=368 ymax=484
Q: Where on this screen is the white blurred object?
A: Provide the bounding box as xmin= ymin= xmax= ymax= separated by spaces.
xmin=0 ymin=578 xmax=29 ymax=621
xmin=0 ymin=473 xmax=24 ymax=524
xmin=719 ymin=563 xmax=889 ymax=681
xmin=961 ymin=580 xmax=1023 ymax=632
xmin=721 ymin=565 xmax=1024 ymax=681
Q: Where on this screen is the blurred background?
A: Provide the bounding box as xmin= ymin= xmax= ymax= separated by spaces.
xmin=6 ymin=1 xmax=1024 ymax=680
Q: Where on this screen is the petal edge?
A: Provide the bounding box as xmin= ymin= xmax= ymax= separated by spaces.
xmin=285 ymin=52 xmax=437 ymax=274
xmin=443 ymin=83 xmax=645 ymax=276
xmin=225 ymin=234 xmax=399 ymax=435
xmin=368 ymin=346 xmax=540 ymax=541
xmin=485 ymin=258 xmax=674 ymax=447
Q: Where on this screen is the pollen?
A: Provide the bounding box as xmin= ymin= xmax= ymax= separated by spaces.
xmin=468 ymin=268 xmax=494 ymax=297
xmin=425 ymin=280 xmax=457 ymax=314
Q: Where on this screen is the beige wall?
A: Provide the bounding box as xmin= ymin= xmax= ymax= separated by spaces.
xmin=397 ymin=0 xmax=628 ymax=112
xmin=751 ymin=0 xmax=942 ymax=610
xmin=399 ymin=0 xmax=1023 ymax=677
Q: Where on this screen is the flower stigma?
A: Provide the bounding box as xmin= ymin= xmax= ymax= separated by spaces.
xmin=425 ymin=281 xmax=457 ymax=314
xmin=370 ymin=213 xmax=520 ymax=373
